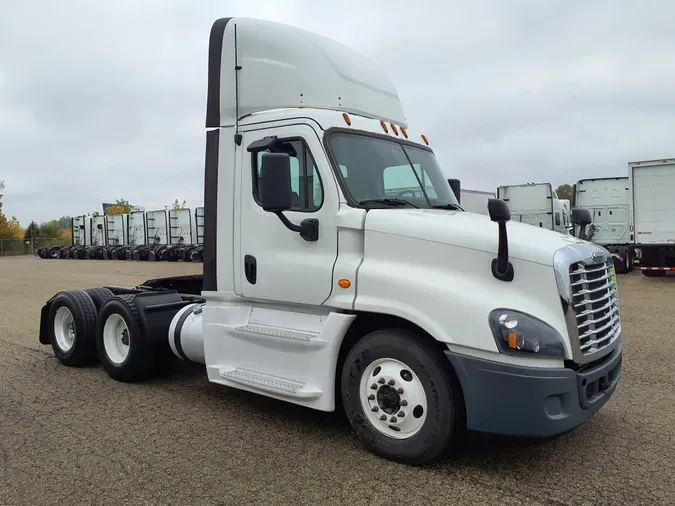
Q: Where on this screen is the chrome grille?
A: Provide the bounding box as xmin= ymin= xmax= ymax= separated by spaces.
xmin=569 ymin=259 xmax=620 ymax=356
xmin=554 ymin=243 xmax=622 ymax=365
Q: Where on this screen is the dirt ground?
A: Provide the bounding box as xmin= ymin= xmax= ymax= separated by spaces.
xmin=1 ymin=256 xmax=674 ymax=505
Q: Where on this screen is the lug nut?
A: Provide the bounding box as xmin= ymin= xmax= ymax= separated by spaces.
xmin=398 ymin=411 xmax=405 ymax=417
xmin=390 ymin=416 xmax=397 ymax=423
xmin=401 ymin=400 xmax=408 ymax=406
xmin=380 ymin=414 xmax=387 ymax=421
xmin=372 ymin=406 xmax=379 ymax=412
xmin=397 ymin=388 xmax=404 ymax=394
xmin=368 ymin=394 xmax=375 ymax=400
xmin=370 ymin=383 xmax=378 ymax=390
xmin=378 ymin=377 xmax=385 ymax=384
xmin=388 ymin=379 xmax=395 ymax=386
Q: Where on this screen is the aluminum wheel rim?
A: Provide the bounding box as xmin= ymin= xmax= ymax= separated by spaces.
xmin=103 ymin=314 xmax=130 ymax=365
xmin=53 ymin=306 xmax=76 ymax=352
xmin=359 ymin=357 xmax=428 ymax=439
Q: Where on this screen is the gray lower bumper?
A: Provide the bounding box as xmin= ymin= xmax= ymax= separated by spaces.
xmin=445 ymin=343 xmax=622 ymax=437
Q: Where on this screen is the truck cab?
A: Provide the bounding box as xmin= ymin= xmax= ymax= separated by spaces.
xmin=38 ymin=17 xmax=623 ymax=466
xmin=497 ymin=182 xmax=572 ymax=234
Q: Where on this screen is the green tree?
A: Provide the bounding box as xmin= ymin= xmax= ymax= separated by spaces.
xmin=0 ymin=180 xmax=23 ymax=239
xmin=38 ymin=220 xmax=62 ymax=238
xmin=24 ymin=221 xmax=40 ymax=241
xmin=106 ymin=199 xmax=132 ymax=215
xmin=555 ymin=184 xmax=574 ymax=202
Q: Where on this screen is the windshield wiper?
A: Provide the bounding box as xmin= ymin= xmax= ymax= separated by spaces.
xmin=359 ymin=198 xmax=419 ymax=208
xmin=431 ymin=203 xmax=463 ymax=211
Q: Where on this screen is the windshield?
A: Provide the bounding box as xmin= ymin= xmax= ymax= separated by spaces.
xmin=326 ymin=132 xmax=460 ymax=209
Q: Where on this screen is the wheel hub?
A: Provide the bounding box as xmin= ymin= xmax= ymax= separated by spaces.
xmin=360 ymin=358 xmax=428 ymax=439
xmin=376 ymin=385 xmax=401 ymax=414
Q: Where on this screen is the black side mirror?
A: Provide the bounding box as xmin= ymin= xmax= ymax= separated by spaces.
xmin=488 ymin=198 xmax=511 ymax=223
xmin=447 ymin=178 xmax=461 ymax=204
xmin=571 ymin=208 xmax=592 ymax=227
xmin=260 ymin=152 xmax=293 ymax=212
xmin=258 ymin=152 xmax=319 ymax=242
xmin=487 ymin=198 xmax=514 ymax=282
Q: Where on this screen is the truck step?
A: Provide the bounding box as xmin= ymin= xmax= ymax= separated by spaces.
xmin=218 ymin=367 xmax=322 ymax=399
xmin=234 ymin=323 xmax=323 ymax=344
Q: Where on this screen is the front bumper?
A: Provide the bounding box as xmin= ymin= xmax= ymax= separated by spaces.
xmin=445 ymin=343 xmax=622 ymax=437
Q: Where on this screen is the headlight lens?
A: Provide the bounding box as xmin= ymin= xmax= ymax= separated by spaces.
xmin=488 ymin=309 xmax=566 ymax=359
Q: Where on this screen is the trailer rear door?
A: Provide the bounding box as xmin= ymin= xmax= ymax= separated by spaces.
xmin=630 ymin=160 xmax=675 ymax=245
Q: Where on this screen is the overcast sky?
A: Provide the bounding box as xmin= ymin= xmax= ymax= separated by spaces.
xmin=1 ymin=0 xmax=674 ymax=224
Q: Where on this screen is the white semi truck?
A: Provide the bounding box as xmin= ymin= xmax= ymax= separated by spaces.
xmin=37 ymin=17 xmax=623 ymax=465
xmin=628 ymin=158 xmax=675 ymax=276
xmin=573 ymin=177 xmax=636 ymax=273
xmin=497 ymin=182 xmax=572 ymax=234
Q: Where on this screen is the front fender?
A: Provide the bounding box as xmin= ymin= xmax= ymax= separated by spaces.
xmin=354 ymin=232 xmax=571 ymax=360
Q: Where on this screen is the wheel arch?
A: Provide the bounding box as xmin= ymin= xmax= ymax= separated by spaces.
xmin=334 ymin=311 xmax=466 ymax=414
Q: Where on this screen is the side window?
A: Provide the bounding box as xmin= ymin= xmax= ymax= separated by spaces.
xmin=555 ymin=212 xmax=561 ymax=226
xmin=252 ymin=139 xmax=323 ymax=212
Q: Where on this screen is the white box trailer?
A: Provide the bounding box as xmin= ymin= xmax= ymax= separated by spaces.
xmin=106 ymin=214 xmax=129 ymax=247
xmin=71 ymin=215 xmax=90 ymax=247
xmin=195 ymin=206 xmax=205 ymax=245
xmin=628 ymin=158 xmax=675 ymax=276
xmin=573 ymin=177 xmax=636 ymax=273
xmin=90 ymin=215 xmax=107 ymax=246
xmin=169 ymin=208 xmax=193 ymax=245
xmin=497 ymin=183 xmax=571 ymax=234
xmin=37 ymin=16 xmax=622 ymax=466
xmin=127 ymin=211 xmax=147 ymax=246
xmin=460 ymin=189 xmax=495 ymax=215
xmin=105 ymin=214 xmax=129 ymax=260
xmin=146 ymin=210 xmax=169 ymax=246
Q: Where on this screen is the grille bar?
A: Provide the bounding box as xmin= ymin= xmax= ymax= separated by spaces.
xmin=569 ymin=257 xmax=620 ymax=358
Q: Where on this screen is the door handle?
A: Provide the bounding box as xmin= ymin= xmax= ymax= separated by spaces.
xmin=244 ymin=255 xmax=257 ymax=285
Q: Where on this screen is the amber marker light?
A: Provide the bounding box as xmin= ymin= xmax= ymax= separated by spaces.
xmin=342 ymin=112 xmax=351 ymax=125
xmin=380 ymin=121 xmax=389 ymax=133
xmin=338 ymin=279 xmax=351 ymax=289
xmin=421 ymin=134 xmax=429 ymax=145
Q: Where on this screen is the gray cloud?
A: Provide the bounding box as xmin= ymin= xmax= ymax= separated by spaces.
xmin=1 ymin=0 xmax=674 ymax=223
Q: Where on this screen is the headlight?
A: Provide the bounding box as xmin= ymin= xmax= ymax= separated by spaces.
xmin=488 ymin=309 xmax=566 ymax=359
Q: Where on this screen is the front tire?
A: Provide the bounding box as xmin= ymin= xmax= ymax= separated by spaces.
xmin=96 ymin=295 xmax=158 ymax=382
xmin=341 ymin=328 xmax=465 ymax=465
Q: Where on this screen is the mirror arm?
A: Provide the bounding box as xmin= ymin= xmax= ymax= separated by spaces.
xmin=491 ymin=220 xmax=514 ymax=282
xmin=274 ymin=212 xmax=319 ymax=242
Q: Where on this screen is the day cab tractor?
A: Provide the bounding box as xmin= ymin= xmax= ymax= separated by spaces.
xmin=37 ymin=17 xmax=623 ymax=465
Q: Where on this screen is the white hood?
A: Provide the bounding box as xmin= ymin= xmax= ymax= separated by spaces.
xmin=364 ymin=208 xmax=587 ymax=266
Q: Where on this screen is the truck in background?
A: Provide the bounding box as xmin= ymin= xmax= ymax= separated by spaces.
xmin=36 ymin=16 xmax=623 ymax=466
xmin=572 ymin=177 xmax=636 ymax=274
xmin=628 ymin=158 xmax=675 ymax=276
xmin=459 ymin=189 xmax=496 ymax=215
xmin=497 ymin=182 xmax=571 ymax=234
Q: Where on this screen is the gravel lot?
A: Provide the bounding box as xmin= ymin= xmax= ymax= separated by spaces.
xmin=1 ymin=256 xmax=674 ymax=505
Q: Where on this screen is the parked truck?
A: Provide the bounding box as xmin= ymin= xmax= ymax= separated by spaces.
xmin=459 ymin=189 xmax=496 ymax=215
xmin=37 ymin=17 xmax=622 ymax=465
xmin=628 ymin=158 xmax=675 ymax=276
xmin=497 ymin=182 xmax=571 ymax=234
xmin=573 ymin=177 xmax=636 ymax=273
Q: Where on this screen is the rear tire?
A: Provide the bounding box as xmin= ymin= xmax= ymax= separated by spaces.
xmin=47 ymin=291 xmax=98 ymax=366
xmin=341 ymin=328 xmax=465 ymax=465
xmin=96 ymin=295 xmax=159 ymax=382
xmin=84 ymin=287 xmax=115 ymax=311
